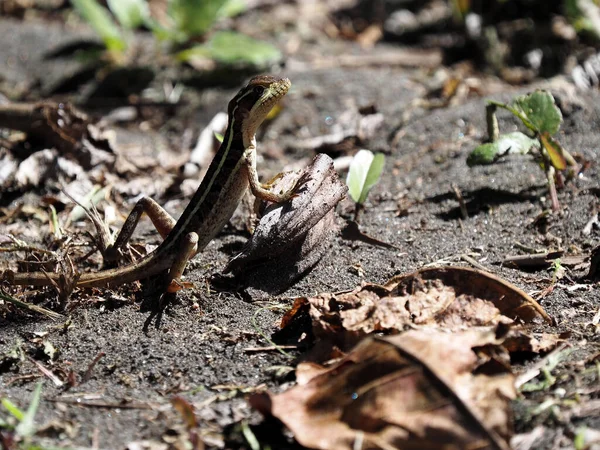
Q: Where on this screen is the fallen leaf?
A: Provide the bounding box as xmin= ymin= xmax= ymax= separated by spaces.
xmin=224 ymin=154 xmax=347 ymax=295
xmin=503 ymin=329 xmax=567 ymax=354
xmin=251 ymin=328 xmax=516 ymax=450
xmin=282 ymin=266 xmax=550 ymax=350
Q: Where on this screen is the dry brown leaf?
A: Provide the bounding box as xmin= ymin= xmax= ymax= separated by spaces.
xmin=502 ymin=329 xmax=567 ymax=354
xmin=282 ymin=266 xmax=550 ymax=349
xmin=224 ymin=154 xmax=347 ymax=295
xmin=251 ymin=328 xmax=515 ymax=450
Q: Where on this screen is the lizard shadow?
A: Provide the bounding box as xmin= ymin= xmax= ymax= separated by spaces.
xmin=137 ymin=272 xmax=175 ymax=332
xmin=428 ymin=186 xmax=544 ymax=221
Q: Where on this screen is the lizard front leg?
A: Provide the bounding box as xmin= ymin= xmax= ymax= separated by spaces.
xmin=165 ymin=232 xmax=199 ymax=293
xmin=244 ymin=147 xmax=307 ymax=203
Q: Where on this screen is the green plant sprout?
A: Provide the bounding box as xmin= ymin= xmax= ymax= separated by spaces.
xmin=1 ymin=382 xmax=44 ymax=446
xmin=467 ymin=90 xmax=578 ymax=211
xmin=70 ymin=0 xmax=280 ymax=67
xmin=346 ymin=149 xmax=385 ymax=221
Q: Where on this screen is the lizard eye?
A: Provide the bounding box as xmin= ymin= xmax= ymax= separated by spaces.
xmin=253 ymin=86 xmax=265 ymax=96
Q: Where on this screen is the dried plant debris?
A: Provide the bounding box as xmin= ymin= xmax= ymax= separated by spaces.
xmin=282 ymin=266 xmax=550 ymax=349
xmin=251 ymin=328 xmax=516 ymax=450
xmin=293 ymin=103 xmax=385 ymax=155
xmin=0 ymin=101 xmax=178 ymax=200
xmin=224 ymin=154 xmax=347 ymax=295
xmin=0 ymin=102 xmax=115 ymax=168
xmin=502 ymin=328 xmax=567 ymax=355
xmin=0 ymin=102 xmax=89 ymax=151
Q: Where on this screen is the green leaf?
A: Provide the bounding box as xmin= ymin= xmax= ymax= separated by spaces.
xmin=214 ymin=131 xmax=224 ymax=143
xmin=147 ymin=18 xmax=181 ymax=42
xmin=219 ymin=0 xmax=246 ymax=18
xmin=1 ymin=398 xmax=24 ymax=421
xmin=71 ymin=0 xmax=126 ymax=52
xmin=178 ymin=31 xmax=282 ymax=67
xmin=540 ymin=132 xmax=567 ymax=170
xmin=168 ymin=0 xmax=230 ymax=38
xmin=498 ymin=131 xmax=539 ymax=155
xmin=346 ymin=150 xmax=385 ymax=204
xmin=467 ymin=132 xmax=538 ymax=166
xmin=467 ymin=142 xmax=500 ymax=166
xmin=512 ymin=90 xmax=563 ymax=135
xmin=15 ymin=382 xmax=43 ymax=437
xmin=107 ymin=0 xmax=149 ymax=29
xmin=565 ymin=0 xmax=600 ymax=38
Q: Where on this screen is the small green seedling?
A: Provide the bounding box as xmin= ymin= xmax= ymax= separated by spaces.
xmin=1 ymin=382 xmax=43 ymax=443
xmin=176 ymin=31 xmax=282 ymax=68
xmin=70 ymin=0 xmax=280 ymax=67
xmin=467 ymin=90 xmax=578 ymax=211
xmin=71 ymin=0 xmax=130 ymax=54
xmin=346 ymin=149 xmax=385 ymax=220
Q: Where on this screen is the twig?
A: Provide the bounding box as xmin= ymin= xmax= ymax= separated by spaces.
xmin=300 ymin=49 xmax=443 ymax=70
xmin=515 ymin=343 xmax=570 ymax=388
xmin=0 ymin=290 xmax=65 ymax=320
xmin=0 ymin=235 xmax=57 ymax=256
xmin=502 ymin=251 xmax=563 ymax=269
xmin=451 ymin=184 xmax=468 ymax=220
xmin=47 ymin=398 xmax=160 ymax=410
xmin=27 ymin=355 xmax=63 ymax=387
xmin=81 ymin=352 xmax=106 ymax=384
xmin=545 ymin=165 xmax=560 ymax=212
xmin=460 ymin=254 xmax=489 ymax=272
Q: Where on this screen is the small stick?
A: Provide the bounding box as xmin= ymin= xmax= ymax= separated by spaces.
xmin=0 ymin=290 xmax=64 ymax=320
xmin=81 ymin=352 xmax=106 ymax=384
xmin=451 ymin=184 xmax=468 ymax=220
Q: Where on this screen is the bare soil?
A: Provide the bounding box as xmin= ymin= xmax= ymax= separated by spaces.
xmin=1 ymin=11 xmax=599 ymax=450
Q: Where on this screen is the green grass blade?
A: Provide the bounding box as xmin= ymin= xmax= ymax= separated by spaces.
xmin=71 ymin=0 xmax=126 ymax=52
xmin=168 ymin=0 xmax=229 ymax=38
xmin=1 ymin=398 xmax=25 ymax=421
xmin=15 ymin=382 xmax=43 ymax=437
xmin=107 ymin=0 xmax=149 ymax=29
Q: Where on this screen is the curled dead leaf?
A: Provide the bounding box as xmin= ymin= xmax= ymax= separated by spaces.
xmin=224 ymin=154 xmax=347 ymax=295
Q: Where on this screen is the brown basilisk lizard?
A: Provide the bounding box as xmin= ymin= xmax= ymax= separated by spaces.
xmin=4 ymin=75 xmax=297 ymax=291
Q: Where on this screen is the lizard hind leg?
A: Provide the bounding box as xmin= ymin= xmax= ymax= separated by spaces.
xmin=106 ymin=197 xmax=177 ymax=262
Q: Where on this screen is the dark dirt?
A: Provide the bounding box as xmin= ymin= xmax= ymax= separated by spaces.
xmin=1 ymin=9 xmax=599 ymax=450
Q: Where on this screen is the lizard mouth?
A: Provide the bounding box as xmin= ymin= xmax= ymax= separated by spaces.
xmin=263 ymin=77 xmax=291 ymax=105
xmin=251 ymin=77 xmax=291 ymax=116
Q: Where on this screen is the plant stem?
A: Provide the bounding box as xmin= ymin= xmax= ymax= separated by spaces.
xmin=545 ymin=165 xmax=560 ymax=212
xmin=486 ymin=104 xmax=499 ymax=142
xmin=487 ymin=99 xmax=537 ymax=133
xmin=353 ymin=203 xmax=364 ymax=223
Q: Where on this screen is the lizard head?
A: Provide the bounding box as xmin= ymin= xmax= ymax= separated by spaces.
xmin=228 ymin=75 xmax=291 ymax=148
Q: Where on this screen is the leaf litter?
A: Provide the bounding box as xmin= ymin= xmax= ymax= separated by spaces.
xmin=253 ymin=266 xmax=561 ymax=449
xmin=251 ymin=328 xmax=516 ymax=450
